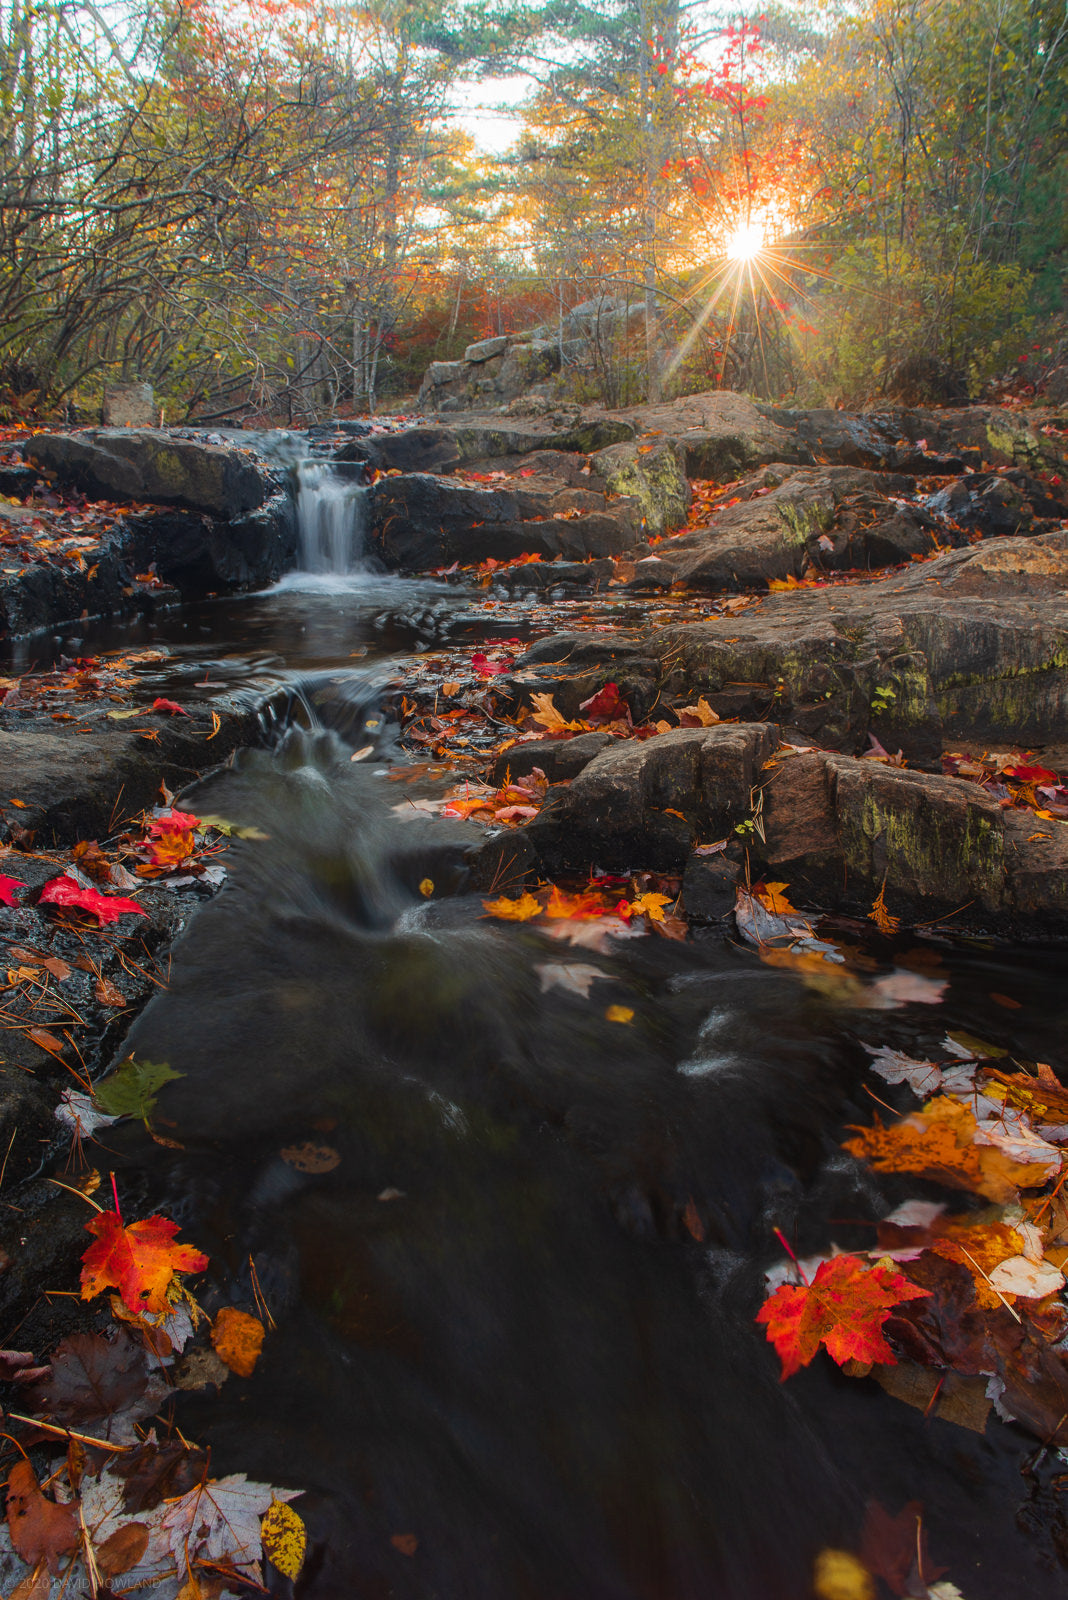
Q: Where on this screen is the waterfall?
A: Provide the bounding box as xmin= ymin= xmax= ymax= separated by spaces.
xmin=295 ymin=461 xmax=370 ymax=575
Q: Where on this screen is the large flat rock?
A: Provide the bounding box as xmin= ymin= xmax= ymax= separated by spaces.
xmin=27 ymin=429 xmax=281 ymax=517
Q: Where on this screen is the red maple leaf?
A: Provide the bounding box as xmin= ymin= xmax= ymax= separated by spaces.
xmin=756 ymin=1254 xmax=930 ymax=1379
xmin=80 ymin=1210 xmax=209 ymax=1315
xmin=151 ymin=697 xmax=189 ymax=716
xmin=0 ymin=873 xmax=25 ymax=907
xmin=39 ymin=876 xmax=147 ymax=924
xmin=578 ymin=682 xmax=631 ymax=723
xmin=148 ymin=809 xmax=199 ymax=836
xmin=470 ymin=652 xmax=513 ymax=678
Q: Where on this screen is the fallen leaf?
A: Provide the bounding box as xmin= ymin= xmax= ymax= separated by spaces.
xmin=5 ymin=1460 xmax=80 ymax=1574
xmin=629 ymin=891 xmax=673 ymax=922
xmin=280 ymin=1141 xmax=340 ymax=1173
xmin=482 ymin=892 xmax=542 ymax=921
xmin=753 ymin=881 xmax=796 ymax=915
xmin=211 ymin=1308 xmax=265 ymax=1378
xmin=864 ymin=1045 xmax=943 ymax=1096
xmin=113 ymin=1441 xmax=209 ymax=1513
xmin=579 ymin=682 xmax=630 ymax=722
xmin=39 ymin=876 xmax=146 ymax=925
xmin=844 ymin=1096 xmax=1059 ymax=1203
xmin=391 ymin=1533 xmax=419 ymax=1556
xmin=986 ymin=1255 xmax=1064 ymax=1298
xmin=535 ymin=962 xmax=611 ymax=998
xmin=94 ymin=1057 xmax=182 ymax=1122
xmin=757 ymin=1255 xmax=930 ymax=1379
xmin=813 ymin=1548 xmax=874 ymax=1600
xmin=675 ymin=696 xmax=720 ymax=727
xmin=605 ymin=1005 xmax=634 ymax=1023
xmin=0 ymin=872 xmax=25 ymax=906
xmin=55 ymin=1090 xmax=119 ymax=1139
xmin=96 ymin=1520 xmax=150 ymax=1578
xmin=151 ymin=697 xmax=189 ymax=716
xmin=262 ymin=1498 xmax=307 ymax=1579
xmin=80 ymin=1210 xmax=209 ymax=1315
xmin=868 ymin=883 xmax=901 ymax=935
xmin=94 ymin=975 xmax=126 ymax=1007
xmin=159 ymin=1473 xmax=302 ymax=1578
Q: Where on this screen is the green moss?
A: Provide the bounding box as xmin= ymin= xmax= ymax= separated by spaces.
xmin=598 ymin=443 xmax=689 ymax=535
xmin=848 ymin=787 xmax=1005 ymax=902
xmin=778 ymin=496 xmax=834 ymax=546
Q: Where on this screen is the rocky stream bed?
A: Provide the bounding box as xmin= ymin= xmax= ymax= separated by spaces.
xmin=0 ymin=394 xmax=1067 ymax=1598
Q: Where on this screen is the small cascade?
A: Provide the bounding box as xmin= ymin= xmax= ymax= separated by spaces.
xmin=295 ymin=461 xmax=370 ymax=575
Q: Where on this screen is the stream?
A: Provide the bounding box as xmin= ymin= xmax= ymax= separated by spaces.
xmin=12 ymin=446 xmax=1068 ymax=1597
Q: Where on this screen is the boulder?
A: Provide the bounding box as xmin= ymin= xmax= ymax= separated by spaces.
xmin=525 ymin=723 xmax=777 ymax=871
xmin=607 ymin=392 xmax=810 ymax=478
xmin=367 ymin=474 xmax=635 ymax=569
xmin=26 ymin=429 xmax=278 ymax=518
xmin=101 ymin=382 xmax=155 ymax=427
xmin=492 ymin=730 xmax=618 ymax=785
xmin=504 ymin=531 xmax=1068 ymax=762
xmin=335 ymin=426 xmax=461 ymax=475
xmin=653 ymin=467 xmax=936 ymax=590
xmin=464 ymin=337 xmax=508 ymax=363
xmin=753 ymin=750 xmax=1068 ymax=933
xmin=590 ymin=440 xmax=691 ymax=537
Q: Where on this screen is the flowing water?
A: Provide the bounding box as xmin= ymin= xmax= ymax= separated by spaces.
xmin=13 ymin=452 xmax=1068 ymax=1596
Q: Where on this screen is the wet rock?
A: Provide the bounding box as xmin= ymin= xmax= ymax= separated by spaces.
xmin=367 ymin=474 xmax=635 ymax=569
xmin=26 ymin=429 xmax=279 ymax=517
xmin=0 ymin=699 xmax=259 ymax=845
xmin=681 ymin=849 xmax=744 ymax=922
xmin=924 ymin=469 xmax=1068 ymax=539
xmin=525 ymin=723 xmax=777 ymax=872
xmin=335 ymin=426 xmax=461 ymax=475
xmin=754 ymin=750 xmax=1068 ymax=933
xmin=491 ymin=730 xmax=618 ymax=785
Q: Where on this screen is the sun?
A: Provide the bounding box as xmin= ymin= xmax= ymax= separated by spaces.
xmin=726 ymin=219 xmax=765 ymax=262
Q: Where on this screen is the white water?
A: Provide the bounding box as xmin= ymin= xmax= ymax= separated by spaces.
xmin=294 ymin=461 xmax=371 ymax=576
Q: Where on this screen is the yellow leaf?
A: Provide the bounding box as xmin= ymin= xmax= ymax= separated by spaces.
xmin=754 ymin=881 xmax=795 ymax=915
xmin=629 ymin=892 xmax=672 ymax=922
xmin=262 ymin=1498 xmax=307 ymax=1580
xmin=605 ymin=1005 xmax=634 ymax=1023
xmin=482 ymin=892 xmax=542 ymax=921
xmin=419 ymin=878 xmax=434 ymax=897
xmin=813 ymin=1548 xmax=874 ymax=1600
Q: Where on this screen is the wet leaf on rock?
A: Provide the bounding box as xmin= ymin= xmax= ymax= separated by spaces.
xmin=80 ymin=1210 xmax=208 ymax=1316
xmin=26 ymin=1328 xmax=149 ymax=1430
xmin=158 ymin=1473 xmax=302 ymax=1578
xmin=38 ymin=875 xmax=146 ymax=925
xmin=5 ymin=1459 xmax=80 ymax=1573
xmin=113 ymin=1441 xmax=209 ymax=1514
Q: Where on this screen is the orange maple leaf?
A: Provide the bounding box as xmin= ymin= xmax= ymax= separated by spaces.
xmin=844 ymin=1096 xmax=1055 ymax=1203
xmin=80 ymin=1211 xmax=209 ymax=1315
xmin=482 ymin=892 xmax=542 ymax=921
xmin=753 ymin=881 xmax=796 ymax=915
xmin=757 ymin=1255 xmax=929 ymax=1379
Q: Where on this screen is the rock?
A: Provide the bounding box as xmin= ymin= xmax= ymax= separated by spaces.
xmin=525 ymin=724 xmax=777 ymax=871
xmin=682 ymin=850 xmax=743 ymax=922
xmin=335 ymin=426 xmax=461 ymax=475
xmin=26 ymin=429 xmax=278 ymax=517
xmin=754 ymin=750 xmax=1068 ymax=933
xmin=492 ymin=730 xmax=618 ymax=785
xmin=608 ymin=392 xmax=810 ymax=478
xmin=101 ymin=382 xmax=155 ymax=427
xmin=590 ymin=440 xmax=691 ymax=537
xmin=509 ymin=531 xmax=1068 ymax=762
xmin=0 ymin=699 xmax=258 ymax=845
xmin=464 ymin=337 xmax=508 ymax=363
xmin=923 ymin=469 xmax=1068 ymax=540
xmin=367 ymin=474 xmax=634 ymax=569
xmin=654 ymin=467 xmax=935 ymax=590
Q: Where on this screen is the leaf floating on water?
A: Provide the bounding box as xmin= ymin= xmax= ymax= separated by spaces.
xmin=391 ymin=1533 xmax=419 ymax=1556
xmin=262 ymin=1497 xmax=307 ymax=1579
xmin=280 ymin=1141 xmax=341 ymax=1173
xmin=80 ymin=1210 xmax=209 ymax=1316
xmin=211 ymin=1307 xmax=265 ymax=1378
xmin=844 ymin=1096 xmax=1060 ymax=1203
xmin=482 ymin=892 xmax=542 ymax=921
xmin=813 ymin=1548 xmax=875 ymax=1600
xmin=94 ymin=1056 xmax=183 ymax=1122
xmin=159 ymin=1473 xmax=302 ymax=1578
xmin=867 ymin=882 xmax=901 ymax=935
xmin=756 ymin=1254 xmax=930 ymax=1379
xmin=864 ymin=1045 xmax=943 ymax=1096
xmin=195 ymin=813 xmax=269 ymax=840
xmin=535 ymin=962 xmax=611 ymax=998
xmin=605 ymin=1005 xmax=634 ymax=1024
xmin=54 ymin=1090 xmax=119 ymax=1139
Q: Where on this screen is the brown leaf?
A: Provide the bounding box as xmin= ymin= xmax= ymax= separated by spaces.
xmin=5 ymin=1459 xmax=80 ymax=1574
xmin=95 ymin=1521 xmax=149 ymax=1578
xmin=280 ymin=1141 xmax=340 ymax=1174
xmin=391 ymin=1533 xmax=418 ymax=1556
xmin=112 ymin=1440 xmax=208 ymax=1514
xmin=210 ymin=1308 xmax=265 ymax=1378
xmin=94 ymin=976 xmax=126 ymax=1007
xmin=26 ymin=1329 xmax=149 ymax=1430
